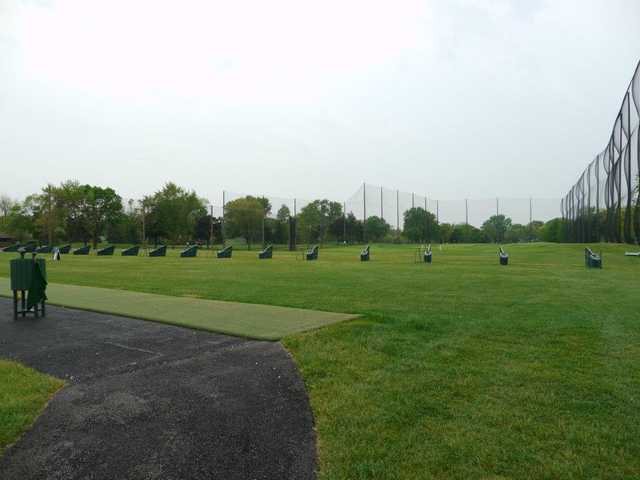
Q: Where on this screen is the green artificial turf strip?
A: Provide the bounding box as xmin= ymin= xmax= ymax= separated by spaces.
xmin=1 ymin=243 xmax=640 ymax=478
xmin=0 ymin=279 xmax=356 ymax=341
xmin=0 ymin=360 xmax=64 ymax=455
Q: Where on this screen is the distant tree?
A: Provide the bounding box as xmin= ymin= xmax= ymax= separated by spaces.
xmin=542 ymin=218 xmax=567 ymax=242
xmin=528 ymin=220 xmax=544 ymax=241
xmin=11 ymin=185 xmax=63 ymax=244
xmin=193 ymin=214 xmax=221 ymax=245
xmin=449 ymin=224 xmax=487 ymax=243
xmin=4 ymin=201 xmax=35 ymax=241
xmin=57 ymin=180 xmax=90 ymax=242
xmin=298 ymin=200 xmax=343 ymax=244
xmin=505 ymin=223 xmax=528 ymax=243
xmin=482 ymin=214 xmax=512 ymax=243
xmin=333 ymin=212 xmax=363 ymax=243
xmin=0 ymin=195 xmax=14 ymax=218
xmin=224 ymin=196 xmax=266 ymax=249
xmin=82 ymin=185 xmax=123 ymax=248
xmin=403 ymin=207 xmax=438 ymax=243
xmin=143 ymin=183 xmax=207 ymax=244
xmin=365 ymin=216 xmax=390 ymax=242
xmin=438 ymin=223 xmax=453 ymax=243
xmin=256 ymin=197 xmax=272 ymax=217
xmin=276 ymin=204 xmax=291 ymax=221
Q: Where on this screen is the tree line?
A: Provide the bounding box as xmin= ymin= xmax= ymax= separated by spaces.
xmin=1 ymin=181 xmax=572 ymax=248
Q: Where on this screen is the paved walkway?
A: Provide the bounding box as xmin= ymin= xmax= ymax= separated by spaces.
xmin=0 ymin=298 xmax=317 ymax=479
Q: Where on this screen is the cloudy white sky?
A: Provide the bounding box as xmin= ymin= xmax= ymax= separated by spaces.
xmin=1 ymin=0 xmax=639 ymax=207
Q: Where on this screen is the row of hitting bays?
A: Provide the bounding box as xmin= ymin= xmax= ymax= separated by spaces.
xmin=3 ymin=243 xmax=621 ymax=268
xmin=0 ymin=245 xmax=622 ymax=324
xmin=4 ymin=242 xmax=513 ymax=265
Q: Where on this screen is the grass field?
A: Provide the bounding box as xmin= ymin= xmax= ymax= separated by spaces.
xmin=0 ymin=361 xmax=63 ymax=455
xmin=0 ymin=279 xmax=356 ymax=340
xmin=1 ymin=242 xmax=639 ymax=478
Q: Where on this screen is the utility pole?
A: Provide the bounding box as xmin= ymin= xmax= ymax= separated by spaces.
xmin=363 ymin=182 xmax=366 ymax=222
xmin=363 ymin=182 xmax=367 ymax=242
xmin=141 ymin=204 xmax=146 ymax=247
xmin=396 ymin=189 xmax=400 ymax=232
xmin=46 ymin=186 xmax=53 ymax=246
xmin=380 ymin=187 xmax=383 ymax=220
xmin=209 ymin=204 xmax=214 ymax=248
xmin=222 ymin=191 xmax=226 ymax=246
xmin=343 ymin=202 xmax=347 ymax=243
xmin=465 ymin=199 xmax=469 ymax=225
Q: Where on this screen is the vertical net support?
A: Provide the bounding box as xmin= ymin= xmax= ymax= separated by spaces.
xmin=222 ymin=190 xmax=226 ymax=246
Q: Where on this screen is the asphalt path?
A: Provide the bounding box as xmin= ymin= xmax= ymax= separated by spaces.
xmin=0 ymin=298 xmax=317 ymax=479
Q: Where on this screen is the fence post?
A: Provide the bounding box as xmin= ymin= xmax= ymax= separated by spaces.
xmin=396 ymin=189 xmax=400 ymax=232
xmin=343 ymin=202 xmax=347 ymax=243
xmin=363 ymin=183 xmax=367 ymax=242
xmin=209 ymin=204 xmax=214 ymax=248
xmin=222 ymin=190 xmax=226 ymax=246
xmin=465 ymin=199 xmax=468 ymax=225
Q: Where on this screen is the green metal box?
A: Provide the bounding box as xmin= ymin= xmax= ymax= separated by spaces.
xmin=10 ymin=258 xmax=47 ymax=291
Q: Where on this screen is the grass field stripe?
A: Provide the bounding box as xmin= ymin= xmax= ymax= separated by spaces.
xmin=0 ymin=278 xmax=357 ymax=341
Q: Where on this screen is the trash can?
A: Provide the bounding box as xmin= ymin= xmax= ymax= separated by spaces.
xmin=9 ymin=253 xmax=47 ymax=319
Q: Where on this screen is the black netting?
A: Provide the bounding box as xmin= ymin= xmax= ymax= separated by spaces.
xmin=564 ymin=59 xmax=640 ymax=243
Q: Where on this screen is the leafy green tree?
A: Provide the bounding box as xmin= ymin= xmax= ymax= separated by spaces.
xmin=438 ymin=223 xmax=453 ymax=243
xmin=449 ymin=224 xmax=488 ymax=243
xmin=331 ymin=212 xmax=363 ymax=243
xmin=0 ymin=195 xmax=15 ymax=219
xmin=298 ymin=200 xmax=343 ymax=244
xmin=143 ymin=183 xmax=207 ymax=244
xmin=82 ymin=185 xmax=123 ymax=248
xmin=192 ymin=214 xmax=221 ymax=245
xmin=34 ymin=185 xmax=64 ymax=245
xmin=403 ymin=207 xmax=438 ymax=243
xmin=276 ymin=204 xmax=291 ymax=221
xmin=482 ymin=214 xmax=512 ymax=243
xmin=57 ymin=180 xmax=89 ymax=242
xmin=542 ymin=218 xmax=567 ymax=242
xmin=528 ymin=220 xmax=544 ymax=241
xmin=505 ymin=223 xmax=528 ymax=243
xmin=4 ymin=201 xmax=35 ymax=241
xmin=224 ymin=196 xmax=266 ymax=249
xmin=364 ymin=216 xmax=390 ymax=242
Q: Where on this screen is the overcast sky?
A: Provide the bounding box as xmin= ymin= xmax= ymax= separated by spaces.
xmin=1 ymin=0 xmax=639 ymax=207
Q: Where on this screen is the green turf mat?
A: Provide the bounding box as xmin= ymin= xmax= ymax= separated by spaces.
xmin=0 ymin=278 xmax=356 ymax=340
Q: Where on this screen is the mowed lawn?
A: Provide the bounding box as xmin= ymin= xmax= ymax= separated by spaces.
xmin=0 ymin=361 xmax=63 ymax=455
xmin=1 ymin=243 xmax=640 ymax=478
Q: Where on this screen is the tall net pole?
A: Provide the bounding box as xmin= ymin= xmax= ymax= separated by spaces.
xmin=209 ymin=204 xmax=214 ymax=248
xmin=465 ymin=199 xmax=469 ymax=225
xmin=343 ymin=202 xmax=346 ymax=243
xmin=396 ymin=189 xmax=400 ymax=232
xmin=363 ymin=182 xmax=367 ymax=242
xmin=222 ymin=190 xmax=226 ymax=246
